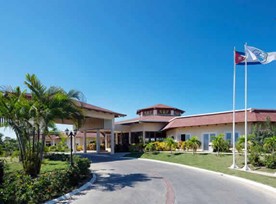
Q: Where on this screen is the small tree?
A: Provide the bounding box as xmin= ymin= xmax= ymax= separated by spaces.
xmin=164 ymin=137 xmax=176 ymax=154
xmin=211 ymin=134 xmax=229 ymax=155
xmin=264 ymin=136 xmax=276 ymax=154
xmin=186 ymin=136 xmax=201 ymax=155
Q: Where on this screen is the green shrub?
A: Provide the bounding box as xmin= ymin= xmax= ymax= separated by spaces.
xmin=44 ymin=153 xmax=70 ymax=161
xmin=129 ymin=143 xmax=144 ymax=152
xmin=0 ymin=156 xmax=91 ymax=203
xmin=0 ymin=160 xmax=4 ymax=185
xmin=248 ymin=145 xmax=264 ymax=167
xmin=49 ymin=145 xmax=57 ymax=152
xmin=73 ymin=156 xmax=91 ymax=179
xmin=264 ymin=154 xmax=276 ymax=169
xmin=144 ymin=142 xmax=156 ymax=152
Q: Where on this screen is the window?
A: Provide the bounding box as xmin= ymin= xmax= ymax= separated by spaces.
xmin=157 ymin=109 xmax=170 ymax=115
xmin=180 ymin=134 xmax=191 ymax=141
xmin=143 ymin=110 xmax=153 ymax=116
xmin=225 ymin=132 xmax=239 ymax=145
xmin=210 ymin=133 xmax=216 ymax=142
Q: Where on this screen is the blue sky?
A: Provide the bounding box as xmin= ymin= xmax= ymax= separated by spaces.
xmin=1 ymin=0 xmax=276 ymax=136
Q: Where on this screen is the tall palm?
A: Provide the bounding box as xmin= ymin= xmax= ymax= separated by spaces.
xmin=24 ymin=74 xmax=84 ymax=172
xmin=0 ymin=87 xmax=32 ymax=162
xmin=0 ymin=74 xmax=84 ymax=177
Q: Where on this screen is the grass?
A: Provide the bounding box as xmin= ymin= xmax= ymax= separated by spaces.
xmin=1 ymin=157 xmax=68 ymax=174
xmin=126 ymin=152 xmax=276 ymax=188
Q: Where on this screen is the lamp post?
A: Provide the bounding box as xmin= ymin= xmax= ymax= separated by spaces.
xmin=65 ymin=128 xmax=77 ymax=166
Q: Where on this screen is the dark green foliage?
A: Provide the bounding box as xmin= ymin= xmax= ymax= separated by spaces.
xmin=129 ymin=143 xmax=144 ymax=152
xmin=0 ymin=160 xmax=4 ymax=184
xmin=264 ymin=154 xmax=276 ymax=169
xmin=251 ymin=117 xmax=276 ymax=146
xmin=144 ymin=142 xmax=157 ymax=152
xmin=211 ymin=134 xmax=230 ymax=155
xmin=0 ymin=156 xmax=91 ymax=203
xmin=44 ymin=153 xmax=70 ymax=161
xmin=73 ymin=155 xmax=91 ymax=179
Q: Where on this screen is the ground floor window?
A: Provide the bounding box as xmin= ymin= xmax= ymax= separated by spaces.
xmin=180 ymin=134 xmax=191 ymax=141
xmin=203 ymin=133 xmax=216 ymax=150
xmin=225 ymin=132 xmax=239 ymax=145
xmin=145 ymin=132 xmax=166 ymax=143
xmin=46 ymin=141 xmax=51 ymax=146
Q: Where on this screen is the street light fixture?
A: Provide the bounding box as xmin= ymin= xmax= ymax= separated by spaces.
xmin=65 ymin=128 xmax=77 ymax=166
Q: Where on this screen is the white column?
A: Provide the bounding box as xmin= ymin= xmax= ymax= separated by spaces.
xmin=83 ymin=130 xmax=87 ymax=153
xmin=142 ymin=131 xmax=145 ymax=145
xmin=96 ymin=129 xmax=100 ymax=153
xmin=111 ymin=119 xmax=115 ymax=154
xmin=53 ymin=139 xmax=55 ymax=146
xmin=105 ymin=134 xmax=108 ymax=150
xmin=129 ymin=131 xmax=131 ymax=144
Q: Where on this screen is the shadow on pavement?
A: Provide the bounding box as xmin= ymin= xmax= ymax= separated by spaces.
xmin=91 ymin=172 xmax=163 ymax=192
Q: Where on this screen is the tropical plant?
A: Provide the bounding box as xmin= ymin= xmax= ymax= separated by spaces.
xmin=264 ymin=136 xmax=276 ymax=154
xmin=164 ymin=137 xmax=176 ymax=154
xmin=0 ymin=74 xmax=84 ymax=177
xmin=251 ymin=117 xmax=276 ymax=146
xmin=186 ymin=136 xmax=201 ymax=154
xmin=211 ymin=134 xmax=229 ymax=155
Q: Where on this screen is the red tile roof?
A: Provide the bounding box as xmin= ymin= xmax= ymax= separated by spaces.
xmin=116 ymin=115 xmax=176 ymax=125
xmin=162 ymin=109 xmax=276 ymax=130
xmin=136 ymin=104 xmax=184 ymax=115
xmin=75 ymin=101 xmax=126 ymax=118
xmin=21 ymin=93 xmax=126 ymax=118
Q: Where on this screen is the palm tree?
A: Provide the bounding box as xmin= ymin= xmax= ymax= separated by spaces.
xmin=211 ymin=134 xmax=229 ymax=156
xmin=0 ymin=74 xmax=84 ymax=177
xmin=186 ymin=136 xmax=201 ymax=155
xmin=164 ymin=137 xmax=176 ymax=154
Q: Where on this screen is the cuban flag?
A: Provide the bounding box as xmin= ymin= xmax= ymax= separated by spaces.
xmin=245 ymin=45 xmax=276 ymax=65
xmin=235 ymin=50 xmax=260 ymax=65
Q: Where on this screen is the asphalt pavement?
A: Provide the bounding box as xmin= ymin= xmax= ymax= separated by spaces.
xmin=64 ymin=153 xmax=276 ymax=204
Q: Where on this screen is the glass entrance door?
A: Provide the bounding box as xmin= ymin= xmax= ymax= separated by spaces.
xmin=203 ymin=134 xmax=209 ymax=150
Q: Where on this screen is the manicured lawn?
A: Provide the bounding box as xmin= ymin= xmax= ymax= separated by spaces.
xmin=1 ymin=157 xmax=68 ymax=174
xmin=126 ymin=152 xmax=276 ymax=188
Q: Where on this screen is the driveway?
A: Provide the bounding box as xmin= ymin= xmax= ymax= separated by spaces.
xmin=69 ymin=154 xmax=276 ymax=204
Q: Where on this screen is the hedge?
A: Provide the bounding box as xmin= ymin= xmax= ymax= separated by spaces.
xmin=0 ymin=155 xmax=91 ymax=203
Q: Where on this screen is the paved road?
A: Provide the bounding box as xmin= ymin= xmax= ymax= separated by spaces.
xmin=69 ymin=154 xmax=276 ymax=204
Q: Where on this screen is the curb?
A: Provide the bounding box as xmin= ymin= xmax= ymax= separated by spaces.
xmin=45 ymin=173 xmax=97 ymax=204
xmin=137 ymin=158 xmax=276 ymax=194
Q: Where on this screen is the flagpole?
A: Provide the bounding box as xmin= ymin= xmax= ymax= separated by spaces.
xmin=230 ymin=47 xmax=238 ymax=169
xmin=242 ymin=43 xmax=250 ymax=171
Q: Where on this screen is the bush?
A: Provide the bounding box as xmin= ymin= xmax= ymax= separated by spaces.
xmin=87 ymin=143 xmax=96 ymax=150
xmin=77 ymin=145 xmax=83 ymax=151
xmin=44 ymin=153 xmax=70 ymax=161
xmin=0 ymin=156 xmax=91 ymax=203
xmin=0 ymin=160 xmax=4 ymax=185
xmin=73 ymin=155 xmax=91 ymax=179
xmin=248 ymin=145 xmax=264 ymax=167
xmin=144 ymin=142 xmax=157 ymax=152
xmin=264 ymin=154 xmax=276 ymax=169
xmin=129 ymin=143 xmax=144 ymax=152
xmin=49 ymin=145 xmax=57 ymax=152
